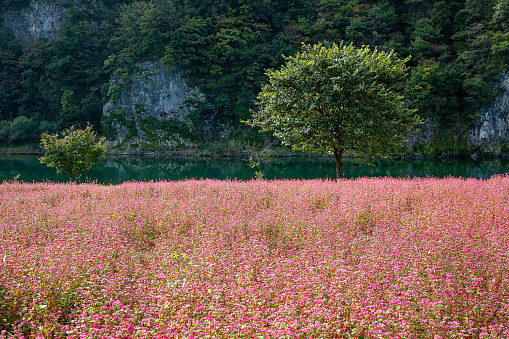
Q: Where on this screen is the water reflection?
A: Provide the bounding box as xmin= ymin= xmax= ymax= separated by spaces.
xmin=1 ymin=155 xmax=509 ymax=184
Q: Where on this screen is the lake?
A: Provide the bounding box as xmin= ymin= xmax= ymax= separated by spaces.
xmin=1 ymin=155 xmax=509 ymax=184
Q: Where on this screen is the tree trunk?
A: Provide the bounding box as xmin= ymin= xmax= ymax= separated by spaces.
xmin=333 ymin=148 xmax=343 ymax=179
xmin=69 ymin=172 xmax=78 ymax=182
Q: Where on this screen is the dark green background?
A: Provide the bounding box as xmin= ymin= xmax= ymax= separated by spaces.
xmin=1 ymin=0 xmax=508 ymax=156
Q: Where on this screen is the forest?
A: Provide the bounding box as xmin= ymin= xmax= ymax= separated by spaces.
xmin=0 ymin=0 xmax=508 ymax=154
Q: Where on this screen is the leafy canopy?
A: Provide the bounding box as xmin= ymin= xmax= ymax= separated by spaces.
xmin=39 ymin=123 xmax=108 ymax=182
xmin=245 ymin=42 xmax=420 ymax=178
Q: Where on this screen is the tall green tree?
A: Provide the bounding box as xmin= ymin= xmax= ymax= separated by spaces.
xmin=245 ymin=42 xmax=420 ymax=178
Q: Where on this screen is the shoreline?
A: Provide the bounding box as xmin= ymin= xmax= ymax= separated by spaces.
xmin=2 ymin=144 xmax=508 ymax=160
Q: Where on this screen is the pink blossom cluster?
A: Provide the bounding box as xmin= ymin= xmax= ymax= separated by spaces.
xmin=0 ymin=177 xmax=508 ymax=338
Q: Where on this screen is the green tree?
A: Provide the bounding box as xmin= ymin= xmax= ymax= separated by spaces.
xmin=39 ymin=123 xmax=108 ymax=182
xmin=59 ymin=89 xmax=82 ymax=129
xmin=245 ymin=42 xmax=419 ymax=179
xmin=316 ymin=0 xmax=355 ymax=42
xmin=493 ymin=0 xmax=509 ymax=30
xmin=0 ymin=116 xmax=40 ymax=145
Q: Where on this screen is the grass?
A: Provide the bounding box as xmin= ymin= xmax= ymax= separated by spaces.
xmin=0 ymin=177 xmax=508 ymax=338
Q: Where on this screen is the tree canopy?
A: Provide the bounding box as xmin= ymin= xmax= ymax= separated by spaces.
xmin=246 ymin=42 xmax=420 ymax=178
xmin=39 ymin=123 xmax=108 ymax=182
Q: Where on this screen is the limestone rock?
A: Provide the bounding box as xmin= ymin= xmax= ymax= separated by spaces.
xmin=102 ymin=61 xmax=205 ymax=151
xmin=468 ymin=72 xmax=509 ymax=154
xmin=408 ymin=72 xmax=509 ymax=155
xmin=2 ymin=0 xmax=98 ymax=45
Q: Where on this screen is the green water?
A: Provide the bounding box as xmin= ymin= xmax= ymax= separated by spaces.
xmin=1 ymin=156 xmax=509 ymax=184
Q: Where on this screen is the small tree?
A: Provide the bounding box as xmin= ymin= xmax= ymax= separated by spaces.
xmin=245 ymin=42 xmax=420 ymax=178
xmin=39 ymin=123 xmax=108 ymax=182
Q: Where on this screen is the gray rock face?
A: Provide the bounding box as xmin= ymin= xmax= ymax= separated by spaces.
xmin=104 ymin=62 xmax=203 ymax=123
xmin=405 ymin=121 xmax=438 ymax=146
xmin=103 ymin=61 xmax=205 ymax=150
xmin=468 ymin=72 xmax=509 ymax=154
xmin=407 ymin=72 xmax=509 ymax=155
xmin=3 ymin=0 xmax=69 ymax=45
xmin=3 ymin=0 xmax=103 ymax=45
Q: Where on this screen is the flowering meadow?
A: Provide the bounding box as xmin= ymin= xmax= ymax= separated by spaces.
xmin=0 ymin=178 xmax=508 ymax=338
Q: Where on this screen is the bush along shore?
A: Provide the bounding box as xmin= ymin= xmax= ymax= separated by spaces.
xmin=1 ymin=178 xmax=508 ymax=338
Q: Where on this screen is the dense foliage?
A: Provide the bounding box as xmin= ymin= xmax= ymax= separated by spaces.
xmin=0 ymin=0 xmax=508 ymax=152
xmin=1 ymin=178 xmax=509 ymax=336
xmin=246 ymin=42 xmax=419 ymax=178
xmin=39 ymin=124 xmax=108 ymax=181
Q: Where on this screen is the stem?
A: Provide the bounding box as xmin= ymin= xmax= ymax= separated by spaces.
xmin=333 ymin=148 xmax=343 ymax=179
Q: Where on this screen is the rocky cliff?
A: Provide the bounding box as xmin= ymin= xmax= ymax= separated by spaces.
xmin=102 ymin=61 xmax=204 ymax=152
xmin=468 ymin=72 xmax=509 ymax=154
xmin=3 ymin=0 xmax=70 ymax=45
xmin=2 ymin=0 xmax=105 ymax=46
xmin=408 ymin=72 xmax=509 ymax=156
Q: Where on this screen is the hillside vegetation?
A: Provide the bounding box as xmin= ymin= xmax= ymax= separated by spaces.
xmin=0 ymin=0 xmax=508 ymax=153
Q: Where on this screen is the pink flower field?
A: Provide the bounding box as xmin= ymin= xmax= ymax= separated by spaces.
xmin=0 ymin=177 xmax=508 ymax=338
